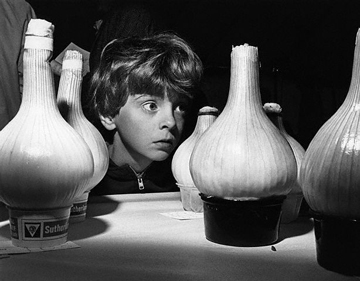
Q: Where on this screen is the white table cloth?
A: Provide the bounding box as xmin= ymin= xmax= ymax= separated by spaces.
xmin=0 ymin=192 xmax=357 ymax=281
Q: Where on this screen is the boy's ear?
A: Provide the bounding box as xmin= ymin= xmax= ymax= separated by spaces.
xmin=100 ymin=115 xmax=116 ymax=130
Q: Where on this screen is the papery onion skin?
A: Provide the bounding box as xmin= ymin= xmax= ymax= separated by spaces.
xmin=57 ymin=50 xmax=109 ymax=193
xmin=264 ymin=103 xmax=305 ymax=222
xmin=172 ymin=106 xmax=218 ymax=186
xmin=190 ymin=45 xmax=297 ymax=200
xmin=300 ymin=29 xmax=360 ymax=219
xmin=264 ymin=103 xmax=305 ymax=195
xmin=0 ymin=20 xmax=94 ymax=209
xmin=0 ymin=119 xmax=94 ymax=209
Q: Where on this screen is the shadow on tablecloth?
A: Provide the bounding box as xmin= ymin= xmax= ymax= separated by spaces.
xmin=66 ymin=196 xmax=120 ymax=241
xmin=86 ymin=195 xmax=120 ymax=218
xmin=278 ymin=216 xmax=314 ymax=242
xmin=68 ymin=217 xmax=109 ymax=241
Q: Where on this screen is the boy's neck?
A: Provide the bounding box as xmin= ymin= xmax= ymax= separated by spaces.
xmin=108 ymin=132 xmax=152 ymax=173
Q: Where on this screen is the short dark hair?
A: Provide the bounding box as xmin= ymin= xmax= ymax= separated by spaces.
xmin=89 ymin=32 xmax=203 ymax=118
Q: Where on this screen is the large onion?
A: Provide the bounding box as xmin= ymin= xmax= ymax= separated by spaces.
xmin=0 ymin=19 xmax=94 ymax=210
xmin=264 ymin=102 xmax=305 ymax=223
xmin=190 ymin=44 xmax=297 ymax=200
xmin=57 ymin=50 xmax=108 ymax=191
xmin=172 ymin=106 xmax=218 ymax=186
xmin=57 ymin=50 xmax=109 ymax=220
xmin=300 ymin=29 xmax=360 ymax=219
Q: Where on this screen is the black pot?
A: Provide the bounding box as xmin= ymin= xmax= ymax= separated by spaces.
xmin=200 ymin=194 xmax=285 ymax=247
xmin=311 ymin=211 xmax=360 ymax=276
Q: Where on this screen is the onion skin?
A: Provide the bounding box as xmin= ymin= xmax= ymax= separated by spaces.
xmin=190 ymin=45 xmax=297 ymax=200
xmin=0 ymin=20 xmax=94 ymax=209
xmin=172 ymin=106 xmax=218 ymax=186
xmin=57 ymin=50 xmax=109 ymax=193
xmin=264 ymin=103 xmax=305 ymax=223
xmin=264 ymin=103 xmax=305 ymax=195
xmin=300 ymin=29 xmax=360 ymax=219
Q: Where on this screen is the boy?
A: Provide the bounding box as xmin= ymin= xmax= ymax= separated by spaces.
xmin=89 ymin=33 xmax=203 ymax=195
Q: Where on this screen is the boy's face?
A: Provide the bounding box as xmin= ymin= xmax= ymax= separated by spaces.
xmin=106 ymin=92 xmax=190 ymax=167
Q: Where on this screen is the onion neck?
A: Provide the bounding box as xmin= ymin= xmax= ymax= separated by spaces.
xmin=22 ymin=48 xmax=58 ymax=114
xmin=344 ymin=29 xmax=360 ymax=107
xmin=58 ymin=68 xmax=85 ymax=122
xmin=226 ymin=45 xmax=263 ymax=115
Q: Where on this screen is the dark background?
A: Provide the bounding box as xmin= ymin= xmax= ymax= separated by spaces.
xmin=27 ymin=0 xmax=360 ymax=148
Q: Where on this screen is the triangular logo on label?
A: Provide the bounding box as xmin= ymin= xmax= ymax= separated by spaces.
xmin=25 ymin=224 xmax=40 ymax=237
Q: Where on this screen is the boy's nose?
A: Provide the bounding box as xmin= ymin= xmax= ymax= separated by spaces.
xmin=160 ymin=108 xmax=176 ymax=130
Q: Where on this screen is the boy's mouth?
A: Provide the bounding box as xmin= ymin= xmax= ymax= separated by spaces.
xmin=156 ymin=139 xmax=173 ymax=144
xmin=154 ymin=139 xmax=175 ymax=150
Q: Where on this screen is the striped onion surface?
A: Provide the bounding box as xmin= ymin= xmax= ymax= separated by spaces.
xmin=0 ymin=20 xmax=94 ymax=209
xmin=190 ymin=44 xmax=297 ymax=200
xmin=301 ymin=29 xmax=360 ymax=219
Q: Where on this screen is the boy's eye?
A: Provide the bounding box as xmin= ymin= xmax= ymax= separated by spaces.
xmin=176 ymin=103 xmax=190 ymax=114
xmin=143 ymin=102 xmax=158 ymax=112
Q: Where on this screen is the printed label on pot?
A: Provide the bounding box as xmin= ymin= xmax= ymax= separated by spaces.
xmin=71 ymin=201 xmax=87 ymax=217
xmin=43 ymin=219 xmax=69 ymax=238
xmin=9 ymin=217 xmax=19 ymax=239
xmin=24 ymin=223 xmax=41 ymax=238
xmin=14 ymin=216 xmax=70 ymax=241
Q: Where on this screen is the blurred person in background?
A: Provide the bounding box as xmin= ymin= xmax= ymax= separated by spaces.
xmin=0 ymin=0 xmax=36 ymax=130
